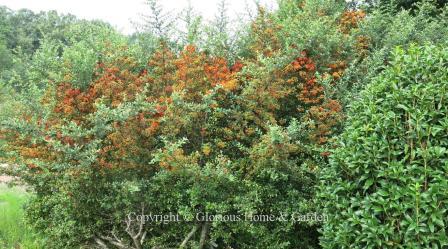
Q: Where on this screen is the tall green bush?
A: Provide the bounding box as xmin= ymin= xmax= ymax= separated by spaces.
xmin=319 ymin=44 xmax=448 ymax=248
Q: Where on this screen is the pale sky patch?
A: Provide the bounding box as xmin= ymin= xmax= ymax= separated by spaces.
xmin=0 ymin=0 xmax=276 ymax=34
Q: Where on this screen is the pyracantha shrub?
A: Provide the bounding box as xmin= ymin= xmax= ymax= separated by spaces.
xmin=1 ymin=0 xmax=360 ymax=248
xmin=319 ymin=44 xmax=448 ymax=248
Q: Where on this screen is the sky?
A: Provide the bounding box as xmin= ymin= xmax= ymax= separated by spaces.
xmin=0 ymin=0 xmax=276 ymax=34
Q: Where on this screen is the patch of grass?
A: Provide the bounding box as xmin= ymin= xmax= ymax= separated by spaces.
xmin=0 ymin=185 xmax=44 ymax=249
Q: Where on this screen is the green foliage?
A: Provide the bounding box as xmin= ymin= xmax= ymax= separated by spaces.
xmin=177 ymin=1 xmax=203 ymax=46
xmin=0 ymin=6 xmax=119 ymax=89
xmin=0 ymin=39 xmax=12 ymax=71
xmin=363 ymin=0 xmax=447 ymax=13
xmin=140 ymin=0 xmax=175 ymax=38
xmin=359 ymin=2 xmax=448 ymax=52
xmin=337 ymin=1 xmax=448 ymax=105
xmin=277 ymin=0 xmax=352 ymax=64
xmin=319 ymin=44 xmax=448 ymax=248
xmin=0 ymin=7 xmax=76 ymax=55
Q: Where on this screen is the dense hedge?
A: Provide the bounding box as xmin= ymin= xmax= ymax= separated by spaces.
xmin=319 ymin=44 xmax=448 ymax=248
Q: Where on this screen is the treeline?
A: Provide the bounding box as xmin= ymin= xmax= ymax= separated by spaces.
xmin=0 ymin=6 xmax=114 ymax=85
xmin=0 ymin=0 xmax=447 ymax=248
